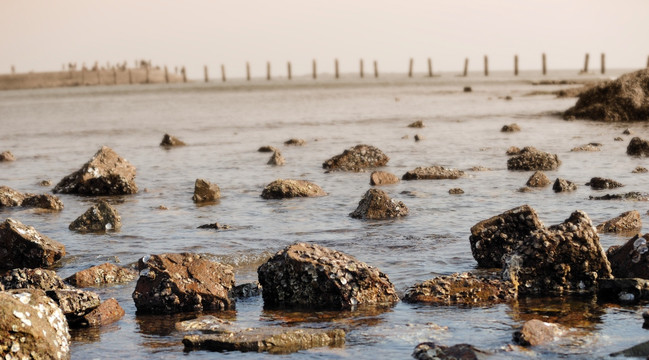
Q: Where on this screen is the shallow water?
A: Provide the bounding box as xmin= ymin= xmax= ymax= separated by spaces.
xmin=2 ymin=71 xmax=649 ymax=359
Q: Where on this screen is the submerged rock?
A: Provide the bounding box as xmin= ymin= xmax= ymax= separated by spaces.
xmin=526 ymin=171 xmax=551 ymax=188
xmin=370 ymin=171 xmax=400 ymax=186
xmin=69 ymin=200 xmax=121 ymax=232
xmin=627 ymin=137 xmax=649 ymax=156
xmin=403 ymin=273 xmax=516 ymax=306
xmin=469 ymin=205 xmax=544 ymax=268
xmin=598 ymin=278 xmax=649 ymax=304
xmin=570 ymin=143 xmax=602 ymax=152
xmin=160 ymin=133 xmax=186 ymax=147
xmin=553 ymin=178 xmax=577 ymax=193
xmin=349 ymin=189 xmax=408 ymax=220
xmin=586 ymin=177 xmax=624 ymax=189
xmin=192 ymin=178 xmax=221 ymax=203
xmin=261 ymin=179 xmax=326 ymax=199
xmin=0 ymin=218 xmax=66 ymax=271
xmin=412 ymin=342 xmax=488 ymax=360
xmin=64 ymin=262 xmax=137 ymax=288
xmin=408 ymin=120 xmax=424 ymax=128
xmin=53 ymin=146 xmax=138 ymax=195
xmin=513 ymin=319 xmax=564 ymax=346
xmin=175 ymin=315 xmax=232 ymax=333
xmin=258 ymin=145 xmax=278 ymax=153
xmin=402 ymin=166 xmax=465 ymax=180
xmin=197 ymin=222 xmax=231 ymax=230
xmin=322 ymin=144 xmax=389 ymax=172
xmin=284 ymin=138 xmax=306 ymax=146
xmin=0 ymin=150 xmax=15 ymax=162
xmin=606 ymin=234 xmax=649 ymax=278
xmin=501 ymin=123 xmax=521 ymax=132
xmin=257 ymin=243 xmax=399 ymax=309
xmin=132 ymin=253 xmax=235 ymax=314
xmin=267 ymin=151 xmax=285 ymax=166
xmin=596 ymin=210 xmax=642 ymax=234
xmin=507 ymin=147 xmax=561 ymax=171
xmin=1 ymin=268 xmax=69 ymax=291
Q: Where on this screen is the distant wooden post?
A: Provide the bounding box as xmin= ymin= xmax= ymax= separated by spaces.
xmin=427 ymin=58 xmax=433 ymax=77
xmin=374 ymin=60 xmax=378 ymax=78
xmin=312 ymin=59 xmax=317 ymax=79
xmin=204 ymin=65 xmax=209 ymax=82
xmin=266 ymin=62 xmax=271 ymax=80
xmin=164 ymin=66 xmax=169 ymax=83
xmin=181 ymin=67 xmax=187 ymax=83
xmin=484 ymin=55 xmax=489 ymax=76
xmin=542 ymin=53 xmax=547 ymax=75
xmin=246 ymin=62 xmax=251 ymax=81
xmin=601 ymin=53 xmax=605 ymax=74
xmin=113 ymin=68 xmax=117 ymax=85
xmin=335 ymin=59 xmax=339 ymax=79
xmin=583 ymin=53 xmax=589 ymax=73
xmin=221 ymin=65 xmax=226 ymax=82
xmin=360 ymin=59 xmax=364 ymax=78
xmin=514 ymin=55 xmax=519 ymax=76
xmin=408 ymin=58 xmax=414 ymax=77
xmin=463 ymin=58 xmax=469 ymax=77
xmin=128 ymin=69 xmax=132 ymax=84
xmin=146 ymin=66 xmax=150 ymax=83
xmin=287 ymin=62 xmax=292 ymax=80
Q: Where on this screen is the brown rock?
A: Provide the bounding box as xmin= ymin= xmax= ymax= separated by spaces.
xmin=513 ymin=319 xmax=564 ymax=346
xmin=403 ymin=273 xmax=516 ymax=306
xmin=571 ymin=143 xmax=602 ymax=152
xmin=349 ymin=188 xmax=408 ymax=220
xmin=0 ymin=185 xmax=26 ymax=207
xmin=627 ymin=137 xmax=649 ymax=156
xmin=553 ymin=178 xmax=577 ymax=193
xmin=414 ymin=134 xmax=423 ymax=142
xmin=78 ymin=298 xmax=125 ymax=327
xmin=526 ymin=171 xmax=550 ymax=188
xmin=501 ymin=123 xmax=521 ymax=132
xmin=39 ymin=179 xmax=52 ymax=187
xmin=53 ymin=146 xmax=138 ymax=195
xmin=507 ymin=147 xmax=561 ymax=171
xmin=596 ymin=210 xmax=642 ymax=234
xmin=261 ymin=179 xmax=326 ymax=199
xmin=21 ymin=194 xmax=64 ymax=210
xmin=197 ymin=222 xmax=231 ymax=230
xmin=402 ymin=166 xmax=465 ymax=180
xmin=267 ymin=151 xmax=285 ymax=166
xmin=606 ymin=234 xmax=649 ymax=278
xmin=370 ymin=171 xmax=399 ymax=186
xmin=463 ymin=86 xmax=472 ymax=92
xmin=175 ymin=315 xmax=232 ymax=333
xmin=132 ymin=253 xmax=235 ymax=314
xmin=469 ymin=205 xmax=544 ymax=268
xmin=160 ymin=133 xmax=186 ymax=147
xmin=322 ymin=144 xmax=389 ymax=172
xmin=284 ymin=138 xmax=305 ymax=146
xmin=258 ymin=145 xmax=278 ymax=153
xmin=590 ymin=192 xmax=649 ymax=201
xmin=257 ymin=243 xmax=399 ymax=309
xmin=586 ymin=177 xmax=624 ymax=189
xmin=192 ymin=178 xmax=221 ymax=202
xmin=449 ymin=188 xmax=464 ymax=195
xmin=46 ymin=288 xmax=101 ymax=326
xmin=64 ymin=263 xmax=137 ymax=288
xmin=0 ymin=218 xmax=66 ymax=271
xmin=614 ymin=137 xmax=624 ymax=141
xmin=506 ymin=146 xmax=521 ymax=155
xmin=633 ymin=166 xmax=648 ymax=173
xmin=1 ymin=268 xmax=69 ymax=291
xmin=412 ymin=342 xmax=488 ymax=360
xmin=69 ymin=200 xmax=121 ymax=232
xmin=0 ymin=150 xmax=15 ymax=162
xmin=408 ymin=120 xmax=424 ymax=128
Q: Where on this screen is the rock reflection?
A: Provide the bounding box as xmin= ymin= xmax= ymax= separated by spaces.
xmin=260 ymin=305 xmax=392 ymax=329
xmin=69 ymin=323 xmax=119 ymax=343
xmin=135 ymin=310 xmax=236 ymax=336
xmin=507 ymin=296 xmax=604 ymax=330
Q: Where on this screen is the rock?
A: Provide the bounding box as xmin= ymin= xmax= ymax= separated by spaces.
xmin=1 ymin=268 xmax=69 ymax=291
xmin=414 ymin=134 xmax=423 ymax=142
xmin=39 ymin=179 xmax=52 ymax=187
xmin=624 ymin=128 xmax=633 ymax=135
xmin=0 ymin=185 xmax=26 ymax=207
xmin=403 ymin=273 xmax=516 ymax=306
xmin=68 ymin=200 xmax=121 ymax=232
xmin=322 ymin=144 xmax=389 ymax=172
xmin=596 ymin=210 xmax=642 ymax=234
xmin=505 ymin=96 xmax=513 ymax=101
xmin=590 ymin=192 xmax=649 ymax=201
xmin=261 ymin=179 xmax=326 ymax=199
xmin=633 ymin=166 xmax=648 ymax=173
xmin=469 ymin=166 xmax=491 ymax=171
xmin=627 ymin=137 xmax=649 ymax=156
xmin=518 ymin=187 xmax=533 ymax=193
xmin=570 ymin=143 xmax=601 ymax=152
xmin=513 ymin=319 xmax=564 ymax=346
xmin=0 ymin=289 xmax=70 ymax=360
xmin=463 ymin=86 xmax=472 ymax=92
xmin=0 ymin=218 xmax=66 ymax=271
xmin=611 ymin=339 xmax=649 ymax=358
xmin=46 ymin=288 xmax=101 ymax=326
xmin=502 ymin=210 xmax=613 ymax=296
xmin=586 ymin=177 xmax=624 ymax=189
xmin=192 ymin=178 xmax=221 ymax=202
xmin=132 ymin=253 xmax=235 ymax=314
xmin=160 ymin=133 xmax=186 ymax=147
xmin=501 ymin=123 xmax=521 ymax=132
xmin=614 ymin=137 xmax=624 ymax=141
xmin=507 ymin=147 xmax=561 ymax=171
xmin=408 ymin=120 xmax=424 ymax=128
xmin=469 ymin=205 xmax=544 ymax=268
xmin=258 ymin=145 xmax=278 ymax=153
xmin=606 ymin=234 xmax=649 ymax=278
xmin=267 ymin=151 xmax=285 ymax=166
xmin=175 ymin=315 xmax=232 ymax=333
xmin=0 ymin=150 xmax=15 ymax=162
xmin=449 ymin=188 xmax=464 ymax=195
xmin=402 ymin=166 xmax=465 ymax=180
xmin=349 ymin=188 xmax=408 ymax=220
xmin=506 ymin=146 xmax=521 ymax=155
xmin=553 ymin=178 xmax=577 ymax=193
xmin=231 ymin=282 xmax=262 ymax=299
xmin=526 ymin=171 xmax=551 ymax=188
xmin=53 ymin=146 xmax=137 ymax=195
xmin=197 ymin=223 xmax=231 ymax=230
xmin=77 ymin=298 xmax=124 ymax=327
xmin=370 ymin=171 xmax=399 ymax=186
xmin=21 ymin=194 xmax=64 ymax=211
xmin=257 ymin=243 xmax=399 ymax=309
xmin=598 ymin=278 xmax=649 ymax=303
xmin=183 ymin=328 xmax=345 ymax=354
xmin=564 ymin=69 xmax=649 ymax=121
xmin=64 ymin=263 xmax=137 ymax=288
xmin=284 ymin=138 xmax=305 ymax=146
xmin=412 ymin=342 xmax=488 ymax=360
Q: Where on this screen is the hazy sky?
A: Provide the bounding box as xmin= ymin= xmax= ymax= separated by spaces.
xmin=1 ymin=0 xmax=648 ymax=78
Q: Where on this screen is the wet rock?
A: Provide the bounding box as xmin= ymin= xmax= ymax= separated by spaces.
xmin=586 ymin=177 xmax=624 ymax=190
xmin=412 ymin=342 xmax=488 ymax=360
xmin=408 ymin=120 xmax=424 ymax=128
xmin=507 ymin=147 xmax=561 ymax=171
xmin=322 ymin=144 xmax=389 ymax=172
xmin=0 ymin=185 xmax=26 ymax=207
xmin=502 ymin=210 xmax=613 ymax=296
xmin=69 ymin=200 xmax=121 ymax=232
xmin=463 ymin=86 xmax=472 ymax=92
xmin=469 ymin=166 xmax=491 ymax=171
xmin=402 ymin=166 xmax=465 ymax=180
xmin=627 ymin=137 xmax=649 ymax=156
xmin=370 ymin=171 xmax=399 ymax=186
xmin=132 ymin=253 xmax=235 ymax=314
xmin=526 ymin=171 xmax=551 ymax=188
xmin=596 ymin=210 xmax=642 ymax=234
xmin=257 ymin=243 xmax=399 ymax=309
xmin=414 ymin=134 xmax=423 ymax=142
xmin=258 ymin=145 xmax=278 ymax=153
xmin=160 ymin=133 xmax=186 ymax=147
xmin=606 ymin=234 xmax=649 ymax=278
xmin=506 ymin=146 xmax=521 ymax=156
xmin=284 ymin=138 xmax=305 ymax=146
xmin=564 ymin=68 xmax=649 ymax=121
xmin=39 ymin=179 xmax=52 ymax=187
xmin=611 ymin=339 xmax=649 ymax=358
xmin=175 ymin=315 xmax=232 ymax=333
xmin=614 ymin=137 xmax=624 ymax=141
xmin=46 ymin=288 xmax=101 ymax=326
xmin=261 ymin=179 xmax=326 ymax=199
xmin=469 ymin=205 xmax=544 ymax=268
xmin=501 ymin=123 xmax=521 ymax=132
xmin=553 ymin=178 xmax=577 ymax=193
xmin=449 ymin=188 xmax=464 ymax=195
xmin=518 ymin=187 xmax=533 ymax=193
xmin=231 ymin=282 xmax=262 ymax=299
xmin=77 ymin=298 xmax=124 ymax=327
xmin=513 ymin=319 xmax=564 ymax=346
xmin=267 ymin=150 xmax=285 ymax=166
xmin=1 ymin=268 xmax=69 ymax=291
xmin=21 ymin=194 xmax=64 ymax=211
xmin=598 ymin=278 xmax=649 ymax=303
xmin=64 ymin=262 xmax=137 ymax=288
xmin=571 ymin=143 xmax=602 ymax=152
xmin=197 ymin=222 xmax=231 ymax=230
xmin=183 ymin=328 xmax=345 ymax=354
xmin=403 ymin=273 xmax=516 ymax=306
xmin=0 ymin=218 xmax=66 ymax=271
xmin=624 ymin=128 xmax=633 ymax=135
xmin=349 ymin=188 xmax=408 ymax=220
xmin=192 ymin=178 xmax=221 ymax=203
xmin=590 ymin=192 xmax=649 ymax=201
xmin=0 ymin=289 xmax=70 ymax=360
xmin=53 ymin=146 xmax=137 ymax=195
xmin=633 ymin=166 xmax=648 ymax=173
xmin=0 ymin=150 xmax=15 ymax=162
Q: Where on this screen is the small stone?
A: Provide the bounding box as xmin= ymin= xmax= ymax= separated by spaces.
xmin=261 ymin=179 xmax=326 ymax=199
xmin=192 ymin=178 xmax=221 ymax=202
xmin=586 ymin=177 xmax=624 ymax=189
xmin=0 ymin=150 xmax=15 ymax=162
xmin=402 ymin=166 xmax=464 ymax=180
xmin=160 ymin=133 xmax=186 ymax=147
xmin=370 ymin=171 xmax=399 ymax=186
xmin=597 ymin=210 xmax=642 ymax=234
xmin=448 ymin=188 xmax=464 ymax=195
xmin=267 ymin=151 xmax=285 ymax=166
xmin=507 ymin=147 xmax=561 ymax=171
xmin=627 ymin=137 xmax=649 ymax=157
xmin=463 ymin=86 xmax=472 ymax=92
xmin=615 ymin=137 xmax=624 ymax=141
xmin=231 ymin=282 xmax=262 ymax=299
xmin=553 ymin=178 xmax=577 ymax=193
xmin=78 ymin=298 xmax=125 ymax=327
xmin=403 ymin=273 xmax=516 ymax=306
xmin=65 ymin=263 xmax=137 ymax=287
xmin=506 ymin=146 xmax=521 ymax=156
xmin=408 ymin=120 xmax=424 ymax=128
xmin=258 ymin=145 xmax=278 ymax=153
xmin=501 ymin=123 xmax=521 ymax=132
xmin=633 ymin=166 xmax=648 ymax=173
xmin=69 ymin=200 xmax=121 ymax=232
xmin=284 ymin=138 xmax=305 ymax=146
xmin=526 ymin=171 xmax=550 ymax=188
xmin=38 ymin=179 xmax=52 ymax=187
xmin=624 ymin=129 xmax=633 ymax=135
xmin=197 ymin=223 xmax=231 ymax=230
xmin=46 ymin=288 xmax=101 ymax=326
xmin=513 ymin=319 xmax=564 ymax=346
xmin=349 ymin=188 xmax=408 ymax=220
xmin=412 ymin=342 xmax=488 ymax=360
xmin=571 ymin=143 xmax=602 ymax=152
xmin=414 ymin=134 xmax=423 ymax=142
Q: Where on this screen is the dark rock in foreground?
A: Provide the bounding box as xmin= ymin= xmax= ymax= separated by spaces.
xmin=501 ymin=123 xmax=521 ymax=132
xmin=412 ymin=342 xmax=488 ymax=360
xmin=553 ymin=178 xmax=577 ymax=193
xmin=526 ymin=171 xmax=550 ymax=188
xmin=607 ymin=234 xmax=649 ymax=278
xmin=160 ymin=133 xmax=186 ymax=147
xmin=69 ymin=200 xmax=121 ymax=232
xmin=261 ymin=179 xmax=326 ymax=199
xmin=0 ymin=218 xmax=66 ymax=271
xmin=1 ymin=268 xmax=69 ymax=291
xmin=370 ymin=171 xmax=400 ymax=186
xmin=0 ymin=150 xmax=15 ymax=162
xmin=322 ymin=144 xmax=389 ymax=172
xmin=596 ymin=210 xmax=642 ymax=234
xmin=513 ymin=319 xmax=564 ymax=346
xmin=192 ymin=178 xmax=221 ymax=203
xmin=598 ymin=278 xmax=649 ymax=303
xmin=53 ymin=146 xmax=138 ymax=195
xmin=64 ymin=262 xmax=137 ymax=288
xmin=586 ymin=177 xmax=623 ymax=190
xmin=402 ymin=166 xmax=465 ymax=180
xmin=627 ymin=137 xmax=649 ymax=156
xmin=257 ymin=243 xmax=399 ymax=309
xmin=349 ymin=188 xmax=408 ymax=220
xmin=507 ymin=147 xmax=560 ymax=171
xmin=403 ymin=273 xmax=516 ymax=306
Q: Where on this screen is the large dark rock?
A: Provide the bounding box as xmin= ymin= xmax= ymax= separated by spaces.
xmin=0 ymin=218 xmax=66 ymax=271
xmin=0 ymin=289 xmax=70 ymax=360
xmin=403 ymin=273 xmax=516 ymax=306
xmin=132 ymin=253 xmax=235 ymax=314
xmin=402 ymin=166 xmax=464 ymax=180
xmin=607 ymin=234 xmax=649 ymax=278
xmin=1 ymin=268 xmax=69 ymax=291
xmin=69 ymin=200 xmax=121 ymax=232
xmin=322 ymin=144 xmax=389 ymax=172
xmin=0 ymin=186 xmax=63 ymax=210
xmin=627 ymin=137 xmax=649 ymax=156
xmin=192 ymin=178 xmax=221 ymax=203
xmin=370 ymin=171 xmax=399 ymax=186
xmin=596 ymin=210 xmax=642 ymax=234
xmin=412 ymin=342 xmax=488 ymax=360
xmin=507 ymin=147 xmax=560 ymax=171
xmin=513 ymin=319 xmax=564 ymax=346
xmin=469 ymin=205 xmax=544 ymax=268
xmin=564 ymin=68 xmax=649 ymax=121
xmin=257 ymin=243 xmax=399 ymax=309
xmin=160 ymin=133 xmax=186 ymax=147
xmin=53 ymin=146 xmax=138 ymax=195
xmin=64 ymin=262 xmax=137 ymax=288
xmin=261 ymin=179 xmax=326 ymax=199
xmin=502 ymin=210 xmax=613 ymax=296
xmin=586 ymin=177 xmax=623 ymax=190
xmin=349 ymin=189 xmax=408 ymax=220
xmin=526 ymin=171 xmax=551 ymax=188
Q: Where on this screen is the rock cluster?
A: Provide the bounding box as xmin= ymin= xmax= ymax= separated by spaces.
xmin=322 ymin=144 xmax=389 ymax=172
xmin=403 ymin=273 xmax=516 ymax=306
xmin=606 ymin=234 xmax=649 ymax=278
xmin=507 ymin=147 xmax=560 ymax=171
xmin=0 ymin=218 xmax=66 ymax=271
xmin=596 ymin=210 xmax=642 ymax=234
xmin=69 ymin=200 xmax=121 ymax=232
xmin=526 ymin=171 xmax=550 ymax=188
xmin=261 ymin=179 xmax=326 ymax=199
xmin=64 ymin=262 xmax=137 ymax=288
xmin=402 ymin=166 xmax=465 ymax=180
xmin=0 ymin=186 xmax=63 ymax=210
xmin=627 ymin=137 xmax=649 ymax=156
xmin=160 ymin=133 xmax=186 ymax=147
xmin=192 ymin=178 xmax=221 ymax=202
xmin=349 ymin=189 xmax=408 ymax=220
xmin=370 ymin=171 xmax=399 ymax=186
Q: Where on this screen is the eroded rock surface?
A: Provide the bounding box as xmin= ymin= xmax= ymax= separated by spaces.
xmin=0 ymin=218 xmax=66 ymax=271
xmin=402 ymin=166 xmax=465 ymax=180
xmin=596 ymin=210 xmax=642 ymax=234
xmin=46 ymin=288 xmax=101 ymax=326
xmin=322 ymin=144 xmax=389 ymax=172
xmin=69 ymin=200 xmax=121 ymax=232
xmin=370 ymin=171 xmax=399 ymax=186
xmin=261 ymin=179 xmax=326 ymax=199
xmin=349 ymin=189 xmax=408 ymax=220
xmin=403 ymin=273 xmax=516 ymax=306
xmin=77 ymin=298 xmax=125 ymax=327
xmin=606 ymin=234 xmax=649 ymax=278
xmin=1 ymin=268 xmax=69 ymax=291
xmin=507 ymin=147 xmax=560 ymax=171
xmin=192 ymin=179 xmax=221 ymax=203
xmin=65 ymin=262 xmax=137 ymax=288
xmin=0 ymin=186 xmax=63 ymax=210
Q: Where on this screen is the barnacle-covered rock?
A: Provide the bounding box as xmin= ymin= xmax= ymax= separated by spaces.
xmin=69 ymin=200 xmax=121 ymax=232
xmin=46 ymin=288 xmax=101 ymax=326
xmin=507 ymin=147 xmax=560 ymax=171
xmin=403 ymin=273 xmax=516 ymax=306
xmin=349 ymin=189 xmax=408 ymax=220
xmin=596 ymin=210 xmax=642 ymax=234
xmin=586 ymin=177 xmax=624 ymax=190
xmin=526 ymin=171 xmax=550 ymax=188
xmin=402 ymin=166 xmax=465 ymax=180
xmin=322 ymin=144 xmax=389 ymax=172
xmin=1 ymin=268 xmax=69 ymax=291
xmin=606 ymin=234 xmax=649 ymax=278
xmin=261 ymin=179 xmax=326 ymax=199
xmin=64 ymin=262 xmax=137 ymax=288
xmin=553 ymin=178 xmax=577 ymax=193
xmin=0 ymin=218 xmax=66 ymax=271
xmin=0 ymin=186 xmax=26 ymax=207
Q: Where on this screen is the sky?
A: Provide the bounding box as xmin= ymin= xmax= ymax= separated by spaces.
xmin=1 ymin=0 xmax=648 ymax=79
